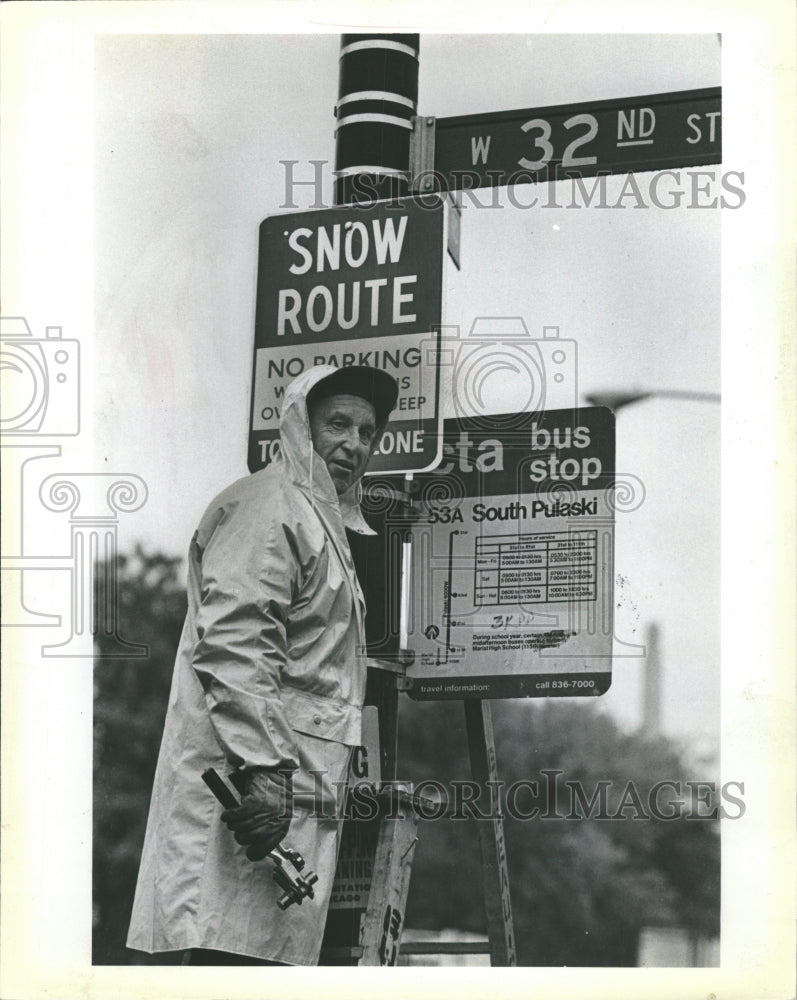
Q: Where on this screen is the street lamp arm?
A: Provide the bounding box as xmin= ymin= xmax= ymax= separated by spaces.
xmin=651 ymin=390 xmax=721 ymax=404
xmin=584 ymin=389 xmax=721 ymax=412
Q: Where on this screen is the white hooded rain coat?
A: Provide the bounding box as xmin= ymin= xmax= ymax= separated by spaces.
xmin=127 ymin=365 xmax=375 ymax=965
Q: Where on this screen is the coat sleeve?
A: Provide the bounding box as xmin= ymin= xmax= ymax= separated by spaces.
xmin=189 ymin=496 xmax=301 ymax=772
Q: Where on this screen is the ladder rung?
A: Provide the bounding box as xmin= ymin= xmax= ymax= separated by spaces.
xmin=320 ymin=946 xmax=364 ymax=960
xmin=321 ymin=941 xmax=491 ymax=960
xmin=399 ymin=941 xmax=491 ymax=955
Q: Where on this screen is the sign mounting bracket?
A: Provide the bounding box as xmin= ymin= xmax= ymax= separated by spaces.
xmin=409 ymin=115 xmax=436 ymax=192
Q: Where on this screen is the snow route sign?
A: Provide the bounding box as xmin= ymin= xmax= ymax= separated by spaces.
xmin=406 ymin=407 xmax=615 ymax=700
xmin=248 ymin=195 xmax=447 ymax=474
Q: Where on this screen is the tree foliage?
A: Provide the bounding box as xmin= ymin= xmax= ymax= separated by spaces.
xmin=93 ymin=548 xmax=186 ymax=964
xmin=93 ymin=548 xmax=718 ymax=966
xmin=399 ymin=698 xmax=719 ymax=965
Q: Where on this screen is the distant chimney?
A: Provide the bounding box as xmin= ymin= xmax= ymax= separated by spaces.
xmin=642 ymin=622 xmax=661 ymax=733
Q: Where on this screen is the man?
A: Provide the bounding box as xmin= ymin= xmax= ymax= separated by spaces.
xmin=127 ymin=364 xmax=398 ymax=966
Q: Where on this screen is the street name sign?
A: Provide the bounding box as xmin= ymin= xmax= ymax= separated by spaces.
xmin=429 ymin=87 xmax=721 ymax=190
xmin=405 ymin=407 xmax=615 ymax=700
xmin=248 ymin=195 xmax=447 ymax=474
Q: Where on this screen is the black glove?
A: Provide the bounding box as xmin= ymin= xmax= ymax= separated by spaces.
xmin=221 ymin=768 xmax=294 ymax=861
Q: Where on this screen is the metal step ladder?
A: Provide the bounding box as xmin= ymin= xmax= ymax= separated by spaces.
xmin=321 ymin=693 xmax=516 ymax=966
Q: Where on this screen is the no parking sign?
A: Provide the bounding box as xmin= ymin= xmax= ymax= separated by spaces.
xmin=248 ymin=195 xmax=447 ymax=475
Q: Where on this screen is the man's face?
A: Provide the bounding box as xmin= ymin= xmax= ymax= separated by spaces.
xmin=308 ymin=393 xmax=378 ymax=495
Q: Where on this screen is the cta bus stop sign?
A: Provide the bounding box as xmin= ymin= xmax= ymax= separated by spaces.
xmin=405 ymin=407 xmax=615 ymax=700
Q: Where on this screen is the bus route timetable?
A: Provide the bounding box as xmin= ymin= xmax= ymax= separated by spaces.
xmin=474 ymin=530 xmax=597 ymax=606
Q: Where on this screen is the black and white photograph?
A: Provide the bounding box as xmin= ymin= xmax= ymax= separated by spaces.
xmin=1 ymin=3 xmax=794 ymax=998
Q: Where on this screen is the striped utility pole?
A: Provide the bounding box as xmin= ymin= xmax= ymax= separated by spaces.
xmin=321 ymin=34 xmax=426 ymax=967
xmin=334 ymin=34 xmax=420 ymax=206
xmin=333 ymin=33 xmax=420 ymax=781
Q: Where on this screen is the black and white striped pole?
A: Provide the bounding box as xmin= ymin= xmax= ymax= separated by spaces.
xmin=334 ymin=34 xmax=420 ymax=206
xmin=332 ymin=34 xmax=420 ymax=782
